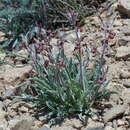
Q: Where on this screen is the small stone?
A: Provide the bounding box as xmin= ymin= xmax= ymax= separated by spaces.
xmin=11 ymin=101 xmax=31 ymax=111
xmin=124 ymin=107 xmax=130 ymax=116
xmin=121 ymin=89 xmax=130 ymax=104
xmin=4 ymin=99 xmax=12 ymax=105
xmin=117 ymin=126 xmax=126 ymax=130
xmin=103 ymin=104 xmax=128 ymax=122
xmin=9 ymin=111 xmax=17 ymax=118
xmin=123 ymin=81 xmax=130 ymax=88
xmin=64 ymin=41 xmax=75 ymax=57
xmin=120 ymin=70 xmax=130 ymax=79
xmin=0 ymin=101 xmax=5 ymax=111
xmin=0 ymin=32 xmax=5 ymax=42
xmin=0 ymin=65 xmax=32 ymax=86
xmin=113 ymin=19 xmax=122 ymax=27
xmin=92 ymin=114 xmax=98 ymax=121
xmin=84 ymin=119 xmax=104 ymax=130
xmin=109 ymin=39 xmax=116 ymax=46
xmin=117 ymin=119 xmax=125 ymax=126
xmin=122 ymin=19 xmax=130 ymax=26
xmin=34 ymin=120 xmax=42 ymax=127
xmin=0 ymin=110 xmax=7 ymax=120
xmin=118 ymin=37 xmax=130 ymax=46
xmin=2 ymin=88 xmax=15 ymax=100
xmin=117 ymin=0 xmax=130 ymax=17
xmin=84 ymin=128 xmax=103 ymax=130
xmin=0 ymin=109 xmax=8 ymax=129
xmin=37 ymin=125 xmax=51 ymax=130
xmin=106 ymin=122 xmax=113 ymax=126
xmin=9 ymin=116 xmax=33 ymax=130
xmin=122 ymin=26 xmax=130 ymax=36
xmin=0 ymin=32 xmax=5 ymax=37
xmin=18 ymin=106 xmax=28 ymax=113
xmin=104 ymin=126 xmax=115 ymax=130
xmin=39 ymin=116 xmax=45 ymax=122
xmin=0 ymin=53 xmax=6 ymax=61
xmin=0 ymin=127 xmax=3 ymax=130
xmin=116 ymin=46 xmax=130 ymax=60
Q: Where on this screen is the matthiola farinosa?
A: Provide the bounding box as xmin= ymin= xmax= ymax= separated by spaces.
xmin=20 ymin=11 xmax=116 ymax=125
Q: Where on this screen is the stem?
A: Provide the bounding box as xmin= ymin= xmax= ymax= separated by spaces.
xmin=97 ymin=23 xmax=108 ymax=81
xmin=75 ymin=27 xmax=84 ymax=89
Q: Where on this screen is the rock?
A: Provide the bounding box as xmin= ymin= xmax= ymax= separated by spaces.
xmin=113 ymin=19 xmax=122 ymax=27
xmin=0 ymin=32 xmax=5 ymax=42
xmin=2 ymin=88 xmax=16 ymax=99
xmin=123 ymin=81 xmax=130 ymax=88
xmin=84 ymin=128 xmax=103 ymax=130
xmin=88 ymin=16 xmax=100 ymax=25
xmin=121 ymin=89 xmax=130 ymax=104
xmin=117 ymin=119 xmax=125 ymax=126
xmin=57 ymin=30 xmax=84 ymax=43
xmin=0 ymin=52 xmax=6 ymax=61
xmin=0 ymin=101 xmax=5 ymax=111
xmin=122 ymin=26 xmax=130 ymax=36
xmin=64 ymin=41 xmax=75 ymax=57
xmin=38 ymin=116 xmax=45 ymax=122
xmin=37 ymin=125 xmax=51 ymax=130
xmin=52 ymin=118 xmax=83 ymax=130
xmin=0 ymin=110 xmax=7 ymax=122
xmin=18 ymin=106 xmax=29 ymax=113
xmin=0 ymin=127 xmax=4 ymax=130
xmin=124 ymin=107 xmax=130 ymax=116
xmin=117 ymin=126 xmax=126 ymax=130
xmin=0 ymin=32 xmax=5 ymax=37
xmin=11 ymin=101 xmax=32 ymax=111
xmin=0 ymin=109 xmax=8 ymax=130
xmin=84 ymin=118 xmax=104 ymax=130
xmin=9 ymin=116 xmax=33 ymax=130
xmin=120 ymin=70 xmax=130 ymax=79
xmin=109 ymin=39 xmax=116 ymax=46
xmin=104 ymin=126 xmax=115 ymax=130
xmin=0 ymin=65 xmax=32 ymax=86
xmin=122 ymin=19 xmax=130 ymax=26
xmin=107 ymin=62 xmax=124 ymax=80
xmin=34 ymin=120 xmax=42 ymax=127
xmin=117 ymin=0 xmax=130 ymax=17
xmin=118 ymin=37 xmax=130 ymax=46
xmin=116 ymin=46 xmax=130 ymax=60
xmin=103 ymin=104 xmax=128 ymax=122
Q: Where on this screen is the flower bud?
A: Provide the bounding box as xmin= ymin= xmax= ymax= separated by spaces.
xmin=44 ymin=60 xmax=49 ymax=68
xmin=108 ymin=32 xmax=116 ymax=39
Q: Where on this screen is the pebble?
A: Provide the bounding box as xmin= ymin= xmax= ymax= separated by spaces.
xmin=103 ymin=104 xmax=127 ymax=122
xmin=37 ymin=125 xmax=51 ymax=130
xmin=120 ymin=70 xmax=130 ymax=79
xmin=123 ymin=81 xmax=130 ymax=88
xmin=117 ymin=119 xmax=125 ymax=126
xmin=18 ymin=106 xmax=29 ymax=113
xmin=116 ymin=46 xmax=130 ymax=60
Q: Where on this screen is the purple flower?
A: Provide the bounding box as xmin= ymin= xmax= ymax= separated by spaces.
xmin=108 ymin=32 xmax=116 ymax=39
xmin=91 ymin=46 xmax=97 ymax=54
xmin=57 ymin=58 xmax=65 ymax=67
xmin=57 ymin=40 xmax=64 ymax=47
xmin=35 ymin=43 xmax=44 ymax=53
xmin=101 ymin=39 xmax=108 ymax=45
xmin=44 ymin=60 xmax=49 ymax=68
xmin=74 ymin=41 xmax=81 ymax=51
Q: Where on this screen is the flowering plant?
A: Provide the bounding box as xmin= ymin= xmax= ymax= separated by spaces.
xmin=21 ymin=12 xmax=116 ymax=125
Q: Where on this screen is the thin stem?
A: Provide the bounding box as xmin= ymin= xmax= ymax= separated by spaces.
xmin=75 ymin=27 xmax=84 ymax=89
